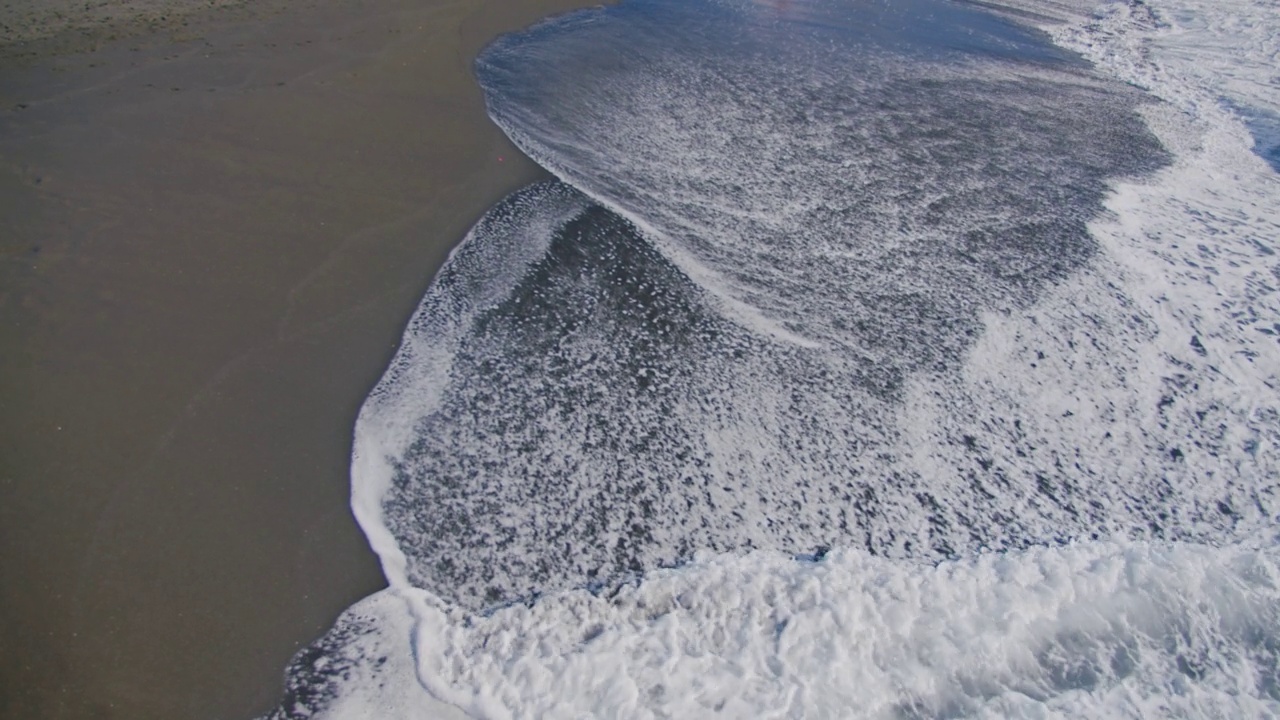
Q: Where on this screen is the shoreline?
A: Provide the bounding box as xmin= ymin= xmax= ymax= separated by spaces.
xmin=0 ymin=0 xmax=593 ymax=717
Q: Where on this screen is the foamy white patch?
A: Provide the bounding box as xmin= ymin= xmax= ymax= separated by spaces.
xmin=316 ymin=538 xmax=1279 ymax=719
xmin=949 ymin=0 xmax=1280 ymax=508
xmin=896 ymin=93 xmax=1280 ymax=541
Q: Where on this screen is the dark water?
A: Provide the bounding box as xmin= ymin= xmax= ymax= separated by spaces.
xmin=256 ymin=2 xmax=1280 ymax=717
xmin=371 ymin=0 xmax=1179 ymax=608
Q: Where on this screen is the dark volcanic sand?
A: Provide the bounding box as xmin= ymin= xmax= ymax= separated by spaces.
xmin=0 ymin=0 xmax=592 ymax=717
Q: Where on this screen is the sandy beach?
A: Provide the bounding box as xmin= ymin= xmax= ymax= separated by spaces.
xmin=0 ymin=0 xmax=590 ymax=716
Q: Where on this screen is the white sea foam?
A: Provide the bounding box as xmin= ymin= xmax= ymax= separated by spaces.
xmin=317 ymin=538 xmax=1280 ymax=719
xmin=268 ymin=0 xmax=1280 ymax=717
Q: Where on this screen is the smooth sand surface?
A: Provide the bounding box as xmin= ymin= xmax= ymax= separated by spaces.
xmin=0 ymin=0 xmax=591 ymax=716
xmin=1 ymin=0 xmax=249 ymax=57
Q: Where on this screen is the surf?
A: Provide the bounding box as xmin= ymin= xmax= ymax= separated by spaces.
xmin=264 ymin=0 xmax=1280 ymax=717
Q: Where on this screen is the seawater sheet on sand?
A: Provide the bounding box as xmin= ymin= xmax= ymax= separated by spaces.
xmin=264 ymin=0 xmax=1280 ymax=717
xmin=381 ymin=0 xmax=1184 ymax=608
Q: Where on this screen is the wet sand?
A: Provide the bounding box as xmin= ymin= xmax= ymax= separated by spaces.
xmin=0 ymin=0 xmax=591 ymax=717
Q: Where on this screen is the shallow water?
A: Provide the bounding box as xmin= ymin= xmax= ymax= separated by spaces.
xmin=380 ymin=0 xmax=1176 ymax=608
xmin=265 ymin=0 xmax=1280 ymax=716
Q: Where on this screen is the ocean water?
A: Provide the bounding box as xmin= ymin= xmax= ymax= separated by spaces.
xmin=265 ymin=0 xmax=1280 ymax=717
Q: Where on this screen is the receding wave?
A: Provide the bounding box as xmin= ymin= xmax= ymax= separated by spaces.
xmin=264 ymin=0 xmax=1280 ymax=717
xmin=379 ymin=0 xmax=1197 ymax=608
